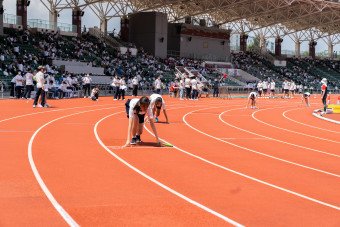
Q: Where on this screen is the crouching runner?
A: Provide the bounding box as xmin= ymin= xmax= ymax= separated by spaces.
xmin=148 ymin=93 xmax=169 ymax=123
xmin=124 ymin=96 xmax=161 ymax=147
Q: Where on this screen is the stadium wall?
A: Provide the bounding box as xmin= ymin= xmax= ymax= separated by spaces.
xmin=180 ymin=35 xmax=230 ymax=61
xmin=129 ymin=12 xmax=168 ymax=59
xmin=167 ymin=23 xmax=231 ymax=61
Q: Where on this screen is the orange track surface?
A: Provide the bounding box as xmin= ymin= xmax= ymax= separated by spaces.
xmin=0 ymin=97 xmax=339 ymax=226
xmin=323 ymin=114 xmax=340 ymax=121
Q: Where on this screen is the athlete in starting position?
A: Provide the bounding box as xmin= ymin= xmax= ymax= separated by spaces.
xmin=246 ymin=91 xmax=258 ymax=109
xmin=124 ymin=96 xmax=161 ymax=146
xmin=148 ymin=93 xmax=169 ymax=123
xmin=302 ymin=92 xmax=311 ymax=107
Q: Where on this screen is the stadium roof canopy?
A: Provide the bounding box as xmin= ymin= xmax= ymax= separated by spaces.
xmin=43 ymin=0 xmax=340 ymax=36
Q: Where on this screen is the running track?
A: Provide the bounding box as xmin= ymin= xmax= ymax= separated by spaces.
xmin=0 ymin=97 xmax=339 ymax=226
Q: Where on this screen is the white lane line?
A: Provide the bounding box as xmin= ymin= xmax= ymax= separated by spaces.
xmin=186 ymin=107 xmax=340 ymax=176
xmin=283 ymin=108 xmax=340 ymax=134
xmin=219 ymin=107 xmax=340 ymax=158
xmin=0 ymin=130 xmax=33 ymax=133
xmin=0 ymin=103 xmax=116 ymax=124
xmin=143 ymin=108 xmax=340 ymax=211
xmin=252 ymin=108 xmax=340 ymax=144
xmin=94 ymin=113 xmax=244 ymax=227
xmin=220 ymin=137 xmax=271 ymax=140
xmin=28 ymin=106 xmax=120 ymax=227
xmin=312 ymin=111 xmax=340 ymax=125
xmin=107 ymin=146 xmax=172 ymax=149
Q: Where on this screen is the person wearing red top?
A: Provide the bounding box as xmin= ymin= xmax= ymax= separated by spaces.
xmin=320 ymin=78 xmax=328 ymax=112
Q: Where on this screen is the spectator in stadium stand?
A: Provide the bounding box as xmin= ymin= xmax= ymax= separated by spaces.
xmin=10 ymin=76 xmax=16 ymax=98
xmin=270 ymin=80 xmax=276 ymax=98
xmin=47 ymin=80 xmax=58 ymax=99
xmin=154 ymin=76 xmax=162 ymax=94
xmin=213 ymin=78 xmax=220 ymax=97
xmin=13 ymin=71 xmax=24 ymax=99
xmin=112 ymin=75 xmax=121 ymax=100
xmin=173 ymin=80 xmax=179 ymax=98
xmin=179 ymin=77 xmax=185 ymax=100
xmin=33 ymin=66 xmax=47 ymax=108
xmin=257 ymin=81 xmax=263 ymax=97
xmin=119 ymin=77 xmax=127 ymax=100
xmin=132 ymin=76 xmax=139 ymax=97
xmin=184 ymin=74 xmax=191 ymax=100
xmin=82 ymin=73 xmax=92 ymax=98
xmin=23 ymin=69 xmax=34 ymax=99
xmin=190 ymin=76 xmax=198 ymax=100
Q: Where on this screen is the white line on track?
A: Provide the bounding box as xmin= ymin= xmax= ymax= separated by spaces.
xmin=143 ymin=107 xmax=340 ymax=211
xmin=219 ymin=137 xmax=271 ymax=140
xmin=312 ymin=111 xmax=340 ymax=125
xmin=252 ymin=108 xmax=340 ymax=143
xmin=28 ymin=106 xmax=120 ymax=227
xmin=188 ymin=107 xmax=340 ymax=176
xmin=0 ymin=103 xmax=116 ymax=124
xmin=94 ymin=112 xmax=244 ymax=227
xmin=0 ymin=130 xmax=33 ymax=132
xmin=283 ymin=108 xmax=340 ymax=133
xmin=219 ymin=107 xmax=340 ymax=158
xmin=107 ymin=146 xmax=172 ymax=149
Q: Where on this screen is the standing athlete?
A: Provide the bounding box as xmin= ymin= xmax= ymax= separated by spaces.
xmin=321 ymin=78 xmax=328 ymax=113
xmin=33 ymin=66 xmax=46 ymax=108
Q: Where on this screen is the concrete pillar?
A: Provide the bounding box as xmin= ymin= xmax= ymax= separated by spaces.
xmin=120 ymin=16 xmax=129 ymax=42
xmin=260 ymin=35 xmax=266 ymax=53
xmin=0 ymin=0 xmax=4 ymax=35
xmin=275 ymin=36 xmax=283 ymax=57
xmin=100 ymin=17 xmax=107 ymax=35
xmin=309 ymin=40 xmax=317 ymax=59
xmin=327 ymin=41 xmax=334 ymax=59
xmin=49 ymin=9 xmax=58 ymax=30
xmin=295 ymin=41 xmax=301 ymax=57
xmin=16 ymin=0 xmax=28 ymax=28
xmin=239 ymin=33 xmax=248 ymax=52
xmin=72 ymin=7 xmax=82 ymax=36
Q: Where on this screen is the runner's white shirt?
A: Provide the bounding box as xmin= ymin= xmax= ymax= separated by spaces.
xmin=35 ymin=71 xmax=45 ymax=88
xmin=248 ymin=92 xmax=258 ymax=98
xmin=128 ymin=98 xmax=154 ymax=119
xmin=149 ymin=94 xmax=166 ymax=110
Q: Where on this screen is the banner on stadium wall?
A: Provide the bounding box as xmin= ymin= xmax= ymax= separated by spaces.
xmin=273 ymin=60 xmax=287 ymax=67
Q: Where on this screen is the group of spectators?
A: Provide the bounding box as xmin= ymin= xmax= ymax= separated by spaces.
xmin=1 ymin=27 xmax=339 ymax=100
